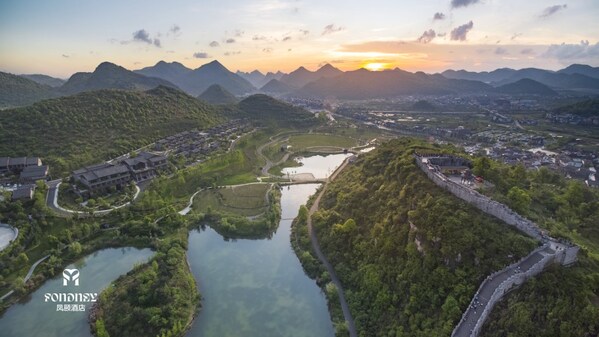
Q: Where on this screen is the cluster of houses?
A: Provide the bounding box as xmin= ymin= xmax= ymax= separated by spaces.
xmin=0 ymin=157 xmax=49 ymax=201
xmin=463 ymin=145 xmax=598 ymax=187
xmin=545 ymin=112 xmax=599 ymax=126
xmin=72 ymin=151 xmax=167 ymax=196
xmin=153 ymin=119 xmax=252 ymax=165
xmin=0 ymin=157 xmax=48 ymax=183
xmin=473 ymin=130 xmax=545 ymax=147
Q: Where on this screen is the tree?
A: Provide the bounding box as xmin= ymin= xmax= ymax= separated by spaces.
xmin=16 ymin=253 xmax=29 ymax=266
xmin=12 ymin=277 xmax=26 ymax=295
xmin=95 ymin=319 xmax=111 ymax=337
xmin=507 ymin=186 xmax=531 ymax=214
xmin=70 ymin=242 xmax=82 ymax=255
xmin=472 ymin=157 xmax=492 ymax=177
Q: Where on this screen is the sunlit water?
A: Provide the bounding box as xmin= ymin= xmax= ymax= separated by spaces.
xmin=281 ymin=153 xmax=351 ymax=179
xmin=0 ymin=247 xmax=153 ymax=337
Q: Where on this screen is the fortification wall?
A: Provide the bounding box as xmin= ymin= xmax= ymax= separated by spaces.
xmin=469 ymin=250 xmax=554 ymax=336
xmin=415 ymin=154 xmax=580 ymax=337
xmin=450 ymin=244 xmax=549 ymax=337
xmin=414 ymin=155 xmax=543 ymax=240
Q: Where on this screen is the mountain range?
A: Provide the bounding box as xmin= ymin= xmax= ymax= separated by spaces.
xmin=259 ymin=79 xmax=295 ymax=95
xmin=19 ymin=74 xmax=65 ymax=87
xmin=442 ymin=65 xmax=599 ymax=91
xmin=0 ymin=72 xmax=58 ymax=108
xmin=279 ymin=64 xmax=343 ymax=88
xmin=236 ymin=70 xmax=284 ymax=88
xmin=2 ymin=61 xmax=599 ymax=108
xmin=135 ymin=60 xmax=255 ymax=96
xmin=60 ymin=62 xmax=178 ymax=95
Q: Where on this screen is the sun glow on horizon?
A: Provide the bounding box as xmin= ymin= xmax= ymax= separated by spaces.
xmin=363 ymin=62 xmax=390 ymax=71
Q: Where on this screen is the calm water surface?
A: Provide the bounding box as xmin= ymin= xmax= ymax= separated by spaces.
xmin=0 ymin=224 xmax=17 ymax=251
xmin=281 ymin=153 xmax=351 ymax=179
xmin=186 ymin=183 xmax=335 ymax=337
xmin=0 ymin=247 xmax=153 ymax=337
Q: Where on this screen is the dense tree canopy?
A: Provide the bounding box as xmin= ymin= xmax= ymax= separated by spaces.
xmin=309 ymin=139 xmax=537 ymax=337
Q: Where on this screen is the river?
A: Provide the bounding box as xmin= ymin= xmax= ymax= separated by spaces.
xmin=0 ymin=247 xmax=153 ymax=337
xmin=185 ymin=153 xmax=350 ymax=337
xmin=0 ymin=153 xmax=348 ymax=337
xmin=186 ymin=184 xmax=334 ymax=337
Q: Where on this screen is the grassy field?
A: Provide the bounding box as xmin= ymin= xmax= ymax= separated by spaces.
xmin=192 ymin=183 xmax=271 ymax=217
xmin=287 ymin=134 xmax=358 ymax=150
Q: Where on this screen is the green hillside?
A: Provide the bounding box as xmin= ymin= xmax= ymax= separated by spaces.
xmin=197 ymin=84 xmax=238 ymax=104
xmin=304 ymin=139 xmax=537 ymax=337
xmin=0 ymin=71 xmax=58 ymax=108
xmin=238 ymin=94 xmax=318 ymax=127
xmin=0 ymin=86 xmax=223 ymax=175
xmin=554 ymin=99 xmax=599 ymax=117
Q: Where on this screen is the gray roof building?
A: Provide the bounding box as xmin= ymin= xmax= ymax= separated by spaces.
xmin=20 ymin=165 xmax=49 ymax=182
xmin=12 ymin=185 xmax=35 ymax=201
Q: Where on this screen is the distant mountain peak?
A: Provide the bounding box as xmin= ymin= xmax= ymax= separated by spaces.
xmin=61 ymin=61 xmax=179 ymax=95
xmin=317 ymin=63 xmax=337 ymax=71
xmin=95 ymin=61 xmax=120 ymax=71
xmin=294 ymin=66 xmax=310 ymax=73
xmin=316 ymin=63 xmax=342 ymax=76
xmin=204 ymin=60 xmax=226 ymax=69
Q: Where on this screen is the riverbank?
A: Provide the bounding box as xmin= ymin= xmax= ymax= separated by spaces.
xmin=188 ymin=183 xmax=282 ymax=239
xmin=290 ymin=159 xmax=357 ymax=337
xmin=90 ymin=228 xmax=199 ymax=337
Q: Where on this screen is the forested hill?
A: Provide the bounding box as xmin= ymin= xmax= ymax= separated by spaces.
xmin=0 ymin=71 xmax=58 ymax=108
xmin=0 ymin=86 xmax=223 ymax=175
xmin=238 ymin=94 xmax=318 ymax=127
xmin=312 ymin=139 xmax=537 ymax=337
xmin=553 ymin=98 xmax=599 ymax=117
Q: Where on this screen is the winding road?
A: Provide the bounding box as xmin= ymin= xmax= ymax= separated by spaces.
xmin=306 ymin=159 xmax=358 ymax=337
xmin=256 ymin=133 xmax=294 ymax=177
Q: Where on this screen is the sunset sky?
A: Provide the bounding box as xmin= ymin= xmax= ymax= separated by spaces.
xmin=1 ymin=0 xmax=598 ymax=78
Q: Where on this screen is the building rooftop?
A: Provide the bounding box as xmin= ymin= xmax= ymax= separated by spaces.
xmin=20 ymin=165 xmax=49 ymax=179
xmin=12 ymin=185 xmax=34 ymax=200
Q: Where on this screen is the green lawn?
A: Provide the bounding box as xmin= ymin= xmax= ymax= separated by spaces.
xmin=287 ymin=134 xmax=358 ymax=150
xmin=192 ymin=183 xmax=271 ymax=217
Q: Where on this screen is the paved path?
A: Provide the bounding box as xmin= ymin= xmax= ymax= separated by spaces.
xmin=0 ymin=254 xmax=50 ymax=302
xmin=306 ymin=159 xmax=358 ymax=337
xmin=256 ymin=134 xmax=293 ymax=177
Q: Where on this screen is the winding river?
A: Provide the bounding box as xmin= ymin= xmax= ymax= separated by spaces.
xmin=185 ymin=153 xmax=349 ymax=337
xmin=186 ymin=184 xmax=334 ymax=337
xmin=0 ymin=248 xmax=153 ymax=337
